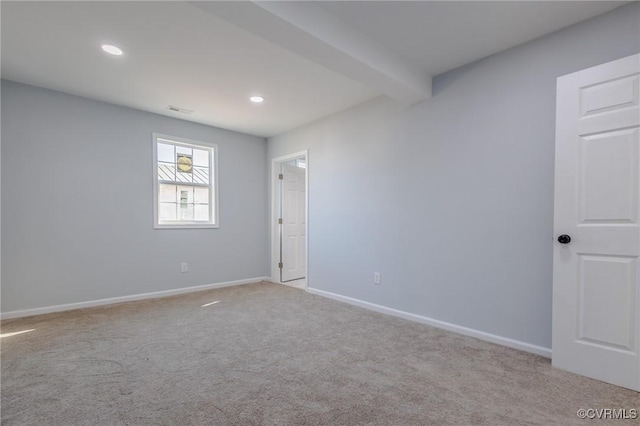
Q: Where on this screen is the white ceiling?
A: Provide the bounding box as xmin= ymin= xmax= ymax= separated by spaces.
xmin=0 ymin=1 xmax=376 ymax=137
xmin=1 ymin=1 xmax=629 ymax=137
xmin=317 ymin=1 xmax=630 ymax=76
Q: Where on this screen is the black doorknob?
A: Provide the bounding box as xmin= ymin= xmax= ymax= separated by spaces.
xmin=557 ymin=234 xmax=571 ymax=244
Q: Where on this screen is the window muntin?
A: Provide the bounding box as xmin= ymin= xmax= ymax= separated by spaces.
xmin=153 ymin=134 xmax=218 ymax=228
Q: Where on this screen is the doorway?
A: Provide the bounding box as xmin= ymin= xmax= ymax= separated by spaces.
xmin=271 ymin=151 xmax=308 ymax=289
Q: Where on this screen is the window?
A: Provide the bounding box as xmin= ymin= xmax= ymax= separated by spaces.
xmin=152 ymin=134 xmax=218 ymax=228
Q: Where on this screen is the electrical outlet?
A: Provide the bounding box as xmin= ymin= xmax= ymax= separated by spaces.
xmin=374 ymin=272 xmax=381 ymax=285
xmin=181 ymin=262 xmax=188 ymax=273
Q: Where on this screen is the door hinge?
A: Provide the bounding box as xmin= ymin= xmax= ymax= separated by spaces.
xmin=278 ymin=173 xmax=283 ymax=180
xmin=278 ymin=262 xmax=283 ymax=269
xmin=278 ymin=218 xmax=283 ymax=224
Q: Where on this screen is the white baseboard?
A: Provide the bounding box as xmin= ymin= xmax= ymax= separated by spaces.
xmin=306 ymin=287 xmax=552 ymax=359
xmin=1 ymin=277 xmax=270 ymax=320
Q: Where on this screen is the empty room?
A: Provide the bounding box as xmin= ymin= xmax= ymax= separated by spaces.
xmin=1 ymin=1 xmax=639 ymax=424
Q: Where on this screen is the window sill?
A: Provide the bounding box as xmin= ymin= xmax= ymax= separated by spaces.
xmin=154 ymin=224 xmax=219 ymax=230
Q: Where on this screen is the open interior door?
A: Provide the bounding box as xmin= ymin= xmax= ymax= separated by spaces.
xmin=553 ymin=54 xmax=640 ymax=391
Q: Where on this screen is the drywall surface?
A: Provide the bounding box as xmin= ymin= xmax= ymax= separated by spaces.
xmin=1 ymin=81 xmax=268 ymax=313
xmin=268 ymin=3 xmax=640 ymax=349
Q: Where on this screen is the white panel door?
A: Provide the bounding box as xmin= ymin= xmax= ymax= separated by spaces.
xmin=553 ymin=54 xmax=640 ymax=391
xmin=281 ymin=163 xmax=306 ymax=282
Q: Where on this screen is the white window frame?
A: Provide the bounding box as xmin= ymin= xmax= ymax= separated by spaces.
xmin=152 ymin=133 xmax=219 ymax=229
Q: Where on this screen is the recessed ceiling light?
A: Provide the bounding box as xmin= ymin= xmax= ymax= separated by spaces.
xmin=250 ymin=96 xmax=264 ymax=103
xmin=101 ymin=44 xmax=123 ymax=56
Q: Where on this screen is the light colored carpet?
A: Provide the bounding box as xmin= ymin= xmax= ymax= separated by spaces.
xmin=1 ymin=282 xmax=638 ymax=425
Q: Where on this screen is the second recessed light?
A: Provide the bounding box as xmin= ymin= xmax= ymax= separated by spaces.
xmin=250 ymin=96 xmax=264 ymax=103
xmin=101 ymin=44 xmax=123 ymax=56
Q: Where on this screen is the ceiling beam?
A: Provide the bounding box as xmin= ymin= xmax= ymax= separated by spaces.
xmin=190 ymin=1 xmax=432 ymax=104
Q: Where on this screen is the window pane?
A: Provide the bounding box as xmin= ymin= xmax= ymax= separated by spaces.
xmin=176 ymin=146 xmax=192 ymax=157
xmin=178 ymin=187 xmax=194 ymax=204
xmin=193 ymin=149 xmax=209 ymax=167
xmin=159 ymin=203 xmax=177 ymax=221
xmin=176 ymin=172 xmax=193 ymax=183
xmin=158 ymin=163 xmax=175 ymax=181
xmin=193 ymin=167 xmax=209 ymax=184
xmin=176 ymin=171 xmax=192 ymax=183
xmin=157 ymin=143 xmax=174 ymax=163
xmin=195 ymin=204 xmax=209 ymax=221
xmin=159 ymin=184 xmax=176 ymax=202
xmin=194 ymin=187 xmax=209 ymax=204
xmin=177 ymin=154 xmax=193 ymax=174
xmin=179 ymin=203 xmax=194 ymax=221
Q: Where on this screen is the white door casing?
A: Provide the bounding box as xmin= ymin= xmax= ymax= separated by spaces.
xmin=553 ymin=54 xmax=640 ymax=391
xmin=281 ymin=163 xmax=306 ymax=282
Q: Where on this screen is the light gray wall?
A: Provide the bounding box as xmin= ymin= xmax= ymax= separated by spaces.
xmin=268 ymin=3 xmax=640 ymax=350
xmin=1 ymin=80 xmax=269 ymax=313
